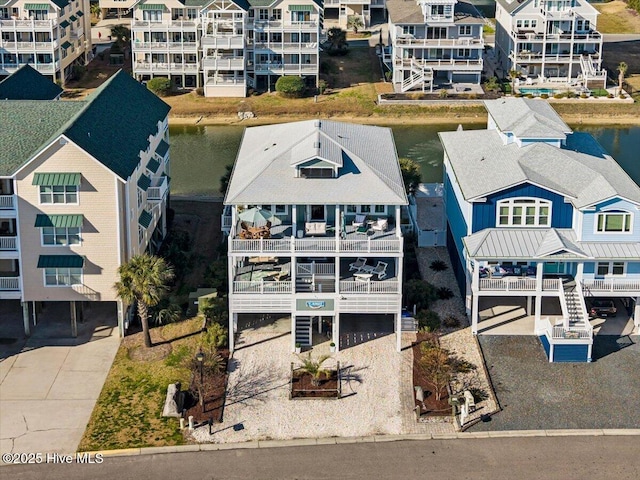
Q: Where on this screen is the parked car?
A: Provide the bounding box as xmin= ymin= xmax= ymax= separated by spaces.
xmin=588 ymin=299 xmax=617 ymax=318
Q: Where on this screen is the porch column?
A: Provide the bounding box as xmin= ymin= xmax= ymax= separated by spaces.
xmin=32 ymin=301 xmax=37 ymax=326
xmin=335 ymin=205 xmax=340 ymax=245
xmin=634 ymin=297 xmax=640 ymax=328
xmin=70 ymin=301 xmax=78 ymax=338
xmin=229 ymin=313 xmax=237 ymax=352
xmin=292 ymin=204 xmax=297 ymax=237
xmin=471 ymin=295 xmax=479 ymax=335
xmin=335 ymin=257 xmax=340 ymax=296
xmin=535 ymin=262 xmax=543 ymax=327
xmin=575 ymin=262 xmax=584 ymax=286
xmin=526 ymin=296 xmax=532 ymax=316
xmin=22 ymin=302 xmax=30 ymax=337
xmin=396 ymin=311 xmax=402 ymax=352
xmin=333 ymin=312 xmax=340 ymax=352
xmin=291 ymin=314 xmax=297 ymax=352
xmin=471 ymin=261 xmax=479 ymax=334
xmin=395 ymin=205 xmax=402 ymax=238
xmin=117 ymin=299 xmax=125 ymax=337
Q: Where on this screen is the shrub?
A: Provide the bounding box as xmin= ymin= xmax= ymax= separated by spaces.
xmin=317 ymin=79 xmax=328 ymax=94
xmin=607 ymin=93 xmax=614 ymax=99
xmin=580 ymin=93 xmax=588 ymax=99
xmin=438 ymin=88 xmax=448 ymax=99
xmin=466 ymin=92 xmax=478 ymax=100
xmin=540 ymin=93 xmax=549 ymax=99
xmin=72 ymin=64 xmax=86 ymax=81
xmin=384 ymin=70 xmax=392 ymax=82
xmin=275 ymin=75 xmax=306 ymax=98
xmin=553 ymin=93 xmax=564 ymax=99
xmin=436 ymin=287 xmax=454 ymax=300
xmin=483 ymin=76 xmax=499 ymax=93
xmin=514 ymin=93 xmax=523 ymax=97
xmin=404 ymin=279 xmax=437 ymax=311
xmin=567 ymin=91 xmax=576 ymax=98
xmin=194 ymin=87 xmax=204 ymax=96
xmin=430 ymin=260 xmax=448 ymax=272
xmin=525 ymin=93 xmax=534 ymax=98
xmin=201 ymin=322 xmax=228 ymax=352
xmin=147 ymin=77 xmax=172 ymax=96
xmin=417 ymin=310 xmax=441 ymax=332
xmin=442 ymin=315 xmax=461 ymax=328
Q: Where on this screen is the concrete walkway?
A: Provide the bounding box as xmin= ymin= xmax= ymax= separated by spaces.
xmin=0 ymin=311 xmax=119 ymax=455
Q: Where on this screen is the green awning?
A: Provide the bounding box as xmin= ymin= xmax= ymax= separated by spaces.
xmin=139 ymin=210 xmax=153 ymax=228
xmin=25 ymin=3 xmax=50 ymax=9
xmin=138 ymin=4 xmax=165 ymax=10
xmin=155 ymin=139 xmax=169 ymax=158
xmin=69 ymin=15 xmax=77 ymax=21
xmin=61 ymin=41 xmax=73 ymax=50
xmin=35 ymin=214 xmax=83 ymax=228
xmin=289 ymin=5 xmax=313 ymax=11
xmin=59 ymin=20 xmax=70 ymax=28
xmin=137 ymin=174 xmax=151 ymax=191
xmin=32 ymin=172 xmax=80 ymax=186
xmin=76 ymin=10 xmax=84 ymax=16
xmin=37 ymin=255 xmax=84 ymax=268
xmin=146 ymin=158 xmax=160 ymax=174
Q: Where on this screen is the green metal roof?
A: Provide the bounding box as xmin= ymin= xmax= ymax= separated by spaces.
xmin=139 ymin=3 xmax=165 ymax=9
xmin=25 ymin=3 xmax=50 ymax=9
xmin=289 ymin=4 xmax=313 ymax=11
xmin=69 ymin=14 xmax=77 ymax=21
xmin=61 ymin=41 xmax=72 ymax=49
xmin=0 ymin=64 xmax=62 ymax=100
xmin=139 ymin=210 xmax=153 ymax=228
xmin=35 ymin=214 xmax=83 ymax=228
xmin=37 ymin=254 xmax=84 ymax=268
xmin=156 ymin=139 xmax=169 ymax=158
xmin=32 ymin=172 xmax=81 ymax=186
xmin=76 ymin=10 xmax=83 ymax=16
xmin=146 ymin=158 xmax=160 ymax=174
xmin=59 ymin=20 xmax=69 ymax=27
xmin=137 ymin=174 xmax=151 ymax=191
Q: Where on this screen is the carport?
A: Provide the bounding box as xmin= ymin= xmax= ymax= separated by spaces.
xmin=339 ymin=313 xmax=394 ymax=350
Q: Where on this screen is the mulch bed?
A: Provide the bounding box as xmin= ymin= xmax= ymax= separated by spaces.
xmin=412 ymin=333 xmax=451 ymax=416
xmin=185 ymin=349 xmax=230 ymax=424
xmin=290 ymin=370 xmax=340 ymax=399
xmin=380 ymin=91 xmax=502 ymax=101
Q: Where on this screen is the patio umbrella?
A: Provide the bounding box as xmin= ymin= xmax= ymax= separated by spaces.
xmin=237 ymin=207 xmax=282 ymax=227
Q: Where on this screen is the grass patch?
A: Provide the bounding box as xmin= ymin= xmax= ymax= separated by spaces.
xmin=483 ymin=24 xmax=496 ymax=35
xmin=78 ymin=318 xmax=205 ymax=451
xmin=595 ymin=1 xmax=640 ymax=34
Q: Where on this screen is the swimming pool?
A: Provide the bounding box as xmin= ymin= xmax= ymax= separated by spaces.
xmin=518 ymin=87 xmax=557 ymax=96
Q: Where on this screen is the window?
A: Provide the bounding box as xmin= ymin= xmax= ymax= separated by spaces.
xmin=138 ymin=226 xmax=145 ymax=245
xmin=39 ymin=185 xmax=78 ymax=204
xmin=596 ymin=211 xmax=632 ymax=233
xmin=458 ymin=48 xmax=471 ymax=57
xmin=137 ymin=189 xmax=144 ymax=208
xmin=274 ymin=204 xmax=287 ymax=214
xmin=42 ymin=227 xmax=81 ymax=246
xmin=300 ymin=168 xmax=333 ymax=178
xmin=346 ymin=205 xmax=357 ymax=213
xmin=272 ymin=8 xmax=281 ymax=20
xmin=258 ymin=8 xmax=268 ymax=20
xmin=459 ymin=25 xmax=471 ymax=35
xmin=374 ymin=205 xmax=386 ymax=214
xmin=44 ymin=268 xmax=82 ymax=286
xmin=402 ymin=26 xmax=415 ymax=36
xmin=360 ymin=205 xmax=371 ymax=213
xmin=597 ymin=261 xmax=625 ymax=276
xmin=497 ymin=198 xmax=551 ymax=227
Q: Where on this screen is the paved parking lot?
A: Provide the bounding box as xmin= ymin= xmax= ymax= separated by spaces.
xmin=469 ymin=334 xmax=640 ymax=431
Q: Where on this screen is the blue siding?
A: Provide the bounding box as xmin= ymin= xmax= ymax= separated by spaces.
xmin=552 ymin=344 xmax=589 ymax=362
xmin=628 ymin=262 xmax=640 ymax=275
xmin=539 ymin=335 xmax=551 ymax=359
xmin=444 ymin=173 xmax=468 ymax=263
xmin=471 ymin=183 xmax=574 ymax=233
xmin=584 ymin=262 xmax=595 ymax=274
xmin=580 ymin=198 xmax=640 ymax=242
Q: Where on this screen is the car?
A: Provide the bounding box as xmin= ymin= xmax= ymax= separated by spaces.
xmin=588 ymin=299 xmax=617 ymax=318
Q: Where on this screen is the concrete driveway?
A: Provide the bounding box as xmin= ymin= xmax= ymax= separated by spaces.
xmin=0 ymin=302 xmax=119 ymax=455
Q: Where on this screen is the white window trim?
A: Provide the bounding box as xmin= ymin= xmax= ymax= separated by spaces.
xmin=596 ymin=261 xmax=626 ymax=277
xmin=40 ymin=226 xmax=82 ymax=247
xmin=43 ymin=267 xmax=83 ymax=287
xmin=38 ymin=185 xmax=79 ymax=205
xmin=496 ymin=198 xmax=552 ymax=227
xmin=594 ymin=210 xmax=633 ymax=234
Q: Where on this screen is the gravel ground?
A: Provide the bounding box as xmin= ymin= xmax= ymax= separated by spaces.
xmin=469 ymin=335 xmax=640 ymax=431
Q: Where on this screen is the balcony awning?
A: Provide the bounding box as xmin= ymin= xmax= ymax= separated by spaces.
xmin=138 ymin=4 xmax=165 ymax=10
xmin=146 ymin=158 xmax=160 ymax=174
xmin=137 ymin=174 xmax=151 ymax=191
xmin=32 ymin=172 xmax=80 ymax=186
xmin=59 ymin=20 xmax=70 ymax=28
xmin=69 ymin=15 xmax=77 ymax=21
xmin=25 ymin=3 xmax=50 ymax=9
xmin=37 ymin=255 xmax=84 ymax=268
xmin=76 ymin=10 xmax=83 ymax=17
xmin=289 ymin=5 xmax=313 ymax=11
xmin=139 ymin=210 xmax=153 ymax=228
xmin=35 ymin=214 xmax=83 ymax=228
xmin=61 ymin=41 xmax=73 ymax=49
xmin=155 ymin=139 xmax=169 ymax=158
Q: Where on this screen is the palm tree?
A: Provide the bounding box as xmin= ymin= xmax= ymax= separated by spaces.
xmin=617 ymin=61 xmax=628 ymax=92
xmin=90 ymin=2 xmax=101 ymax=19
xmin=508 ymin=69 xmax=520 ymax=94
xmin=298 ymin=353 xmax=331 ymax=387
xmin=110 ymin=25 xmax=131 ymax=48
xmin=347 ymin=15 xmax=364 ymax=34
xmin=327 ymin=27 xmax=347 ymax=54
xmin=115 ymin=254 xmax=174 ymax=348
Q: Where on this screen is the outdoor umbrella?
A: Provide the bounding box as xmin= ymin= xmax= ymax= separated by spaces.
xmin=237 ymin=207 xmax=282 ymax=227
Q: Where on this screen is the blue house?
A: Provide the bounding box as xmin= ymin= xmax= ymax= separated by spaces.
xmin=439 ymin=98 xmax=640 ymax=362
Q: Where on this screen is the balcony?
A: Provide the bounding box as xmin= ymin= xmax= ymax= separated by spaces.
xmin=477 ymin=277 xmax=561 ymax=294
xmin=251 ymin=20 xmax=318 ymax=32
xmin=0 ymin=18 xmax=57 ymax=30
xmin=253 ymin=42 xmax=318 ymax=52
xmin=0 ymin=236 xmax=17 ymax=251
xmin=511 ymin=51 xmax=591 ymax=63
xmin=394 ymin=57 xmax=483 ymax=71
xmin=131 ymin=19 xmax=199 ymax=31
xmin=70 ymin=27 xmax=83 ymax=40
xmin=134 ymin=62 xmax=199 ymax=73
xmin=132 ymin=41 xmax=198 ymax=51
xmin=512 ymin=31 xmax=602 ymax=43
xmin=147 ymin=175 xmax=168 ymax=202
xmin=201 ymin=35 xmax=244 ymax=49
xmin=395 ymin=37 xmax=484 ymax=49
xmin=253 ymin=62 xmax=318 ymax=74
xmin=0 ymin=40 xmax=57 ymax=50
xmin=0 ymin=276 xmax=20 ymax=291
xmin=0 ymin=195 xmax=15 ymax=210
xmin=202 ymin=55 xmax=244 ymax=70
xmin=582 ymin=279 xmax=640 ymax=295
xmin=205 ymin=75 xmax=246 ymax=86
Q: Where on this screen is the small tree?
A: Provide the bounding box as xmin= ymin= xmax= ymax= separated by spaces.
xmin=399 ymin=157 xmax=422 ymax=193
xmin=418 ymin=342 xmax=476 ymax=401
xmin=155 ymin=304 xmax=181 ymax=326
xmin=110 ymin=25 xmax=131 ymax=48
xmin=347 ymin=15 xmax=364 ymax=34
xmin=275 ymin=75 xmax=306 ymax=98
xmin=147 ymin=77 xmax=172 ymax=96
xmin=298 ymin=354 xmax=331 ymax=387
xmin=326 ymin=27 xmax=348 ymax=56
xmin=404 ymin=279 xmax=437 ymax=312
xmin=617 ymin=61 xmax=628 ymax=92
xmin=484 ymin=76 xmax=499 ymax=93
xmin=90 ymin=3 xmax=101 ymax=19
xmin=508 ymin=69 xmax=520 ymax=95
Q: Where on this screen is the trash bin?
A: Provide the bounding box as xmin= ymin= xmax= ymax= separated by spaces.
xmin=297 ymin=230 xmax=304 ymax=239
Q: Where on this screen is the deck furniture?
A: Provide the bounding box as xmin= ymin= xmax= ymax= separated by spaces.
xmin=352 ymin=214 xmax=367 ymax=228
xmin=371 ymin=218 xmax=388 ymax=232
xmin=356 ymin=225 xmax=369 ymax=235
xmin=361 ymin=261 xmax=388 ymax=280
xmin=305 ymin=221 xmax=326 ymax=236
xmin=349 ymin=257 xmax=367 ymax=272
xmin=354 ymin=272 xmax=373 ymax=282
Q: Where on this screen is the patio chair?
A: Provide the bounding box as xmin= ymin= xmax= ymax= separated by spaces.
xmin=371 ymin=218 xmax=388 ymax=232
xmin=361 ymin=261 xmax=388 ymax=280
xmin=349 ymin=257 xmax=367 ymax=272
xmin=352 ymin=214 xmax=367 ymax=228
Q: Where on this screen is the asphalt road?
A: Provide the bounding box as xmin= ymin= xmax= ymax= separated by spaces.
xmin=3 ymin=437 xmax=639 ymax=480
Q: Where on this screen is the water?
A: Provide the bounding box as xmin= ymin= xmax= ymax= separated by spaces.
xmin=518 ymin=88 xmax=558 ymax=96
xmin=168 ymin=123 xmax=640 ymax=197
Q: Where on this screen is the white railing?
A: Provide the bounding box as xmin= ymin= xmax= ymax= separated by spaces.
xmin=546 ymin=318 xmax=592 ymax=340
xmin=252 ymin=20 xmax=317 ymax=30
xmin=513 ymin=31 xmax=602 ymax=42
xmin=542 ymin=278 xmax=561 ymax=290
xmin=202 ymin=56 xmax=244 ymax=70
xmin=340 ymin=280 xmax=399 ymax=294
xmin=0 ymin=236 xmax=17 ymax=250
xmin=133 ymin=41 xmax=198 ymax=49
xmin=201 ymin=35 xmax=244 ymax=48
xmin=0 ymin=41 xmax=56 ymax=49
xmin=134 ymin=62 xmax=198 ymax=72
xmin=297 ymin=262 xmax=335 ymax=276
xmin=230 ymin=236 xmax=402 ymax=254
xmin=206 ymin=76 xmax=246 ymax=86
xmin=233 ymin=280 xmax=292 ymax=294
xmin=132 ymin=19 xmax=199 ymax=29
xmin=221 ymin=214 xmax=233 ymax=231
xmin=478 ymin=277 xmax=561 ymax=292
xmin=395 ymin=37 xmax=484 ymax=49
xmin=253 ymin=62 xmax=318 ymax=73
xmin=0 ymin=195 xmax=15 ymax=209
xmin=582 ymin=279 xmax=640 ymax=293
xmin=147 ymin=176 xmax=168 ymax=201
xmin=253 ymin=42 xmax=317 ymax=51
xmin=0 ymin=276 xmax=20 ymax=291
xmin=0 ymin=18 xmax=57 ymax=28
xmin=395 ymin=57 xmax=482 ymax=71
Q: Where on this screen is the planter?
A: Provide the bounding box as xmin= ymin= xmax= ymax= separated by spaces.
xmin=295 ymin=344 xmax=302 ymax=354
xmin=329 ymin=343 xmax=336 ymax=353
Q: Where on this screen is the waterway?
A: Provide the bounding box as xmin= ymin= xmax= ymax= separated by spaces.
xmin=168 ymin=123 xmax=640 ymax=197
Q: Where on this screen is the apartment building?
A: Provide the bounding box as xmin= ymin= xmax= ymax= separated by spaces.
xmin=131 ymin=0 xmax=321 ymax=97
xmin=223 ymin=120 xmax=409 ymax=353
xmin=0 ymin=68 xmax=171 ymax=336
xmin=494 ymin=0 xmax=606 ymax=88
xmin=323 ymin=0 xmax=384 ymax=29
xmin=385 ymin=0 xmax=484 ymax=92
xmin=0 ymin=0 xmax=91 ymax=83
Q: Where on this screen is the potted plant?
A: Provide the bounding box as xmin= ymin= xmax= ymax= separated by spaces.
xmin=295 ymin=343 xmax=302 ymax=354
xmin=329 ymin=342 xmax=336 ymax=353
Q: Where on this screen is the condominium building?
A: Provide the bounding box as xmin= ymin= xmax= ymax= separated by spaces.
xmin=0 ymin=68 xmax=171 ymax=336
xmin=494 ymin=0 xmax=606 ymax=88
xmin=385 ymin=0 xmax=484 ymax=92
xmin=223 ymin=120 xmax=409 ymax=353
xmin=323 ymin=0 xmax=384 ymax=29
xmin=0 ymin=0 xmax=91 ymax=83
xmin=131 ymin=0 xmax=321 ymax=97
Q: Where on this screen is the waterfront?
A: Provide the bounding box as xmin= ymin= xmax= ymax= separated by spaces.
xmin=168 ymin=124 xmax=640 ymax=197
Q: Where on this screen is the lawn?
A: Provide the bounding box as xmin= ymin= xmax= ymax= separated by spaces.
xmin=78 ymin=318 xmax=205 ymax=451
xmin=595 ymin=1 xmax=640 ymax=34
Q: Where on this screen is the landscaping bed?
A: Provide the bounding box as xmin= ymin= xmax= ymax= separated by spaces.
xmin=380 ymin=91 xmax=501 ymax=101
xmin=185 ymin=349 xmax=230 ymax=424
xmin=290 ymin=364 xmax=341 ymax=399
xmin=412 ymin=333 xmax=451 ymax=416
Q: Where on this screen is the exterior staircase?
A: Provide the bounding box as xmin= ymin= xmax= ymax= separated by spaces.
xmin=295 ymin=316 xmax=312 ymax=346
xmin=401 ymin=59 xmax=433 ymax=93
xmin=579 ymin=54 xmax=606 ymax=88
xmin=562 ymin=283 xmax=589 ymax=329
xmin=295 ymin=275 xmax=313 ymax=292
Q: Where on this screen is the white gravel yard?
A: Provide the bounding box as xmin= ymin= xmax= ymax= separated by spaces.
xmin=191 ymin=330 xmax=407 ymax=443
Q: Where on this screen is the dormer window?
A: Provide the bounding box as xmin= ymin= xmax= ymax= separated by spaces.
xmin=497 ymin=198 xmax=551 ymax=227
xmin=300 ymin=167 xmax=333 ymax=178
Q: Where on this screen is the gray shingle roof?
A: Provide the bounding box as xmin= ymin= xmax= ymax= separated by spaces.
xmin=495 ymin=0 xmax=529 ymax=15
xmin=387 ymin=0 xmax=483 ymax=25
xmin=464 ymin=228 xmax=640 ymax=260
xmin=0 ymin=64 xmax=63 ymax=100
xmin=225 ymin=120 xmax=408 ymax=206
xmin=439 ymin=128 xmax=640 ymax=208
xmin=484 ymin=98 xmax=571 ymax=139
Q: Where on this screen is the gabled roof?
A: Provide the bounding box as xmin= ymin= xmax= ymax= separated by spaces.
xmin=0 ymin=70 xmax=171 ymax=179
xmin=535 ymin=229 xmax=587 ymax=258
xmin=225 ymin=120 xmax=408 ymax=206
xmin=484 ymin=98 xmax=572 ymax=139
xmin=495 ymin=0 xmax=529 ymax=15
xmin=0 ymin=64 xmax=62 ymax=100
xmin=439 ymin=129 xmax=640 ymax=209
xmin=387 ymin=0 xmax=483 ymax=25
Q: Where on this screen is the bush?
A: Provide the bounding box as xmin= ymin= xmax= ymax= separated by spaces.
xmin=607 ymin=93 xmax=614 ymax=99
xmin=404 ymin=279 xmax=437 ymax=311
xmin=417 ymin=310 xmax=441 ymax=332
xmin=525 ymin=93 xmax=534 ymax=99
xmin=201 ymin=322 xmax=228 ymax=352
xmin=553 ymin=93 xmax=564 ymax=99
xmin=514 ymin=93 xmax=523 ymax=97
xmin=438 ymin=88 xmax=448 ymax=99
xmin=275 ymin=75 xmax=306 ymax=98
xmin=430 ymin=260 xmax=448 ymax=272
xmin=384 ymin=70 xmax=392 ymax=82
xmin=194 ymin=87 xmax=204 ymax=96
xmin=436 ymin=287 xmax=454 ymax=300
xmin=540 ymin=93 xmax=549 ymax=99
xmin=567 ymin=91 xmax=576 ymax=99
xmin=147 ymin=77 xmax=172 ymax=97
xmin=442 ymin=315 xmax=461 ymax=329
xmin=466 ymin=92 xmax=478 ymax=100
xmin=317 ymin=79 xmax=328 ymax=95
xmin=72 ymin=64 xmax=86 ymax=81
xmin=580 ymin=93 xmax=588 ymax=99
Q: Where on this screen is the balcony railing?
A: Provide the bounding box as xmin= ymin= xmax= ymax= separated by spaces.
xmin=395 ymin=37 xmax=484 ymax=49
xmin=132 ymin=41 xmax=198 ymax=50
xmin=230 ymin=236 xmax=402 ymax=254
xmin=202 ymin=56 xmax=244 ymax=70
xmin=511 ymin=52 xmax=589 ymax=62
xmin=147 ymin=175 xmax=168 ymax=202
xmin=233 ymin=280 xmax=292 ymax=294
xmin=0 ymin=18 xmax=57 ymax=29
xmin=582 ymin=279 xmax=640 ymax=294
xmin=0 ymin=40 xmax=57 ymax=49
xmin=478 ymin=277 xmax=561 ymax=292
xmin=0 ymin=276 xmax=20 ymax=291
xmin=0 ymin=236 xmax=17 ymax=251
xmin=132 ymin=19 xmax=199 ymax=29
xmin=0 ymin=195 xmax=15 ymax=210
xmin=251 ymin=20 xmax=317 ymax=30
xmin=394 ymin=57 xmax=483 ymax=71
xmin=512 ymin=31 xmax=602 ymax=42
xmin=201 ymin=35 xmax=244 ymax=48
xmin=134 ymin=62 xmax=198 ymax=72
xmin=253 ymin=41 xmax=318 ymax=51
xmin=339 ymin=280 xmax=399 ymax=294
xmin=253 ymin=62 xmax=318 ymax=73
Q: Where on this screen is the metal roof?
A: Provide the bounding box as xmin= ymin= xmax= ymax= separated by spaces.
xmin=34 ymin=214 xmax=83 ymax=228
xmin=32 ymin=172 xmax=81 ymax=186
xmin=137 ymin=174 xmax=151 ymax=191
xmin=37 ymin=254 xmax=84 ymax=268
xmin=139 ymin=210 xmax=153 ymax=228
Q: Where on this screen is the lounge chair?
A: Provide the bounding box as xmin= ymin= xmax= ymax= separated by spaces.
xmin=305 ymin=222 xmax=326 ymax=236
xmin=352 ymin=214 xmax=367 ymax=228
xmin=349 ymin=257 xmax=367 ymax=272
xmin=361 ymin=261 xmax=388 ymax=280
xmin=371 ymin=218 xmax=388 ymax=232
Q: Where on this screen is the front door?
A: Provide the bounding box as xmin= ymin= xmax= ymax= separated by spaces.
xmin=308 ymin=205 xmax=326 ymax=222
xmin=543 ymin=262 xmax=566 ymax=275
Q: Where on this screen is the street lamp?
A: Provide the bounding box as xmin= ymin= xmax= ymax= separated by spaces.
xmin=196 ymin=349 xmax=205 ymax=413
